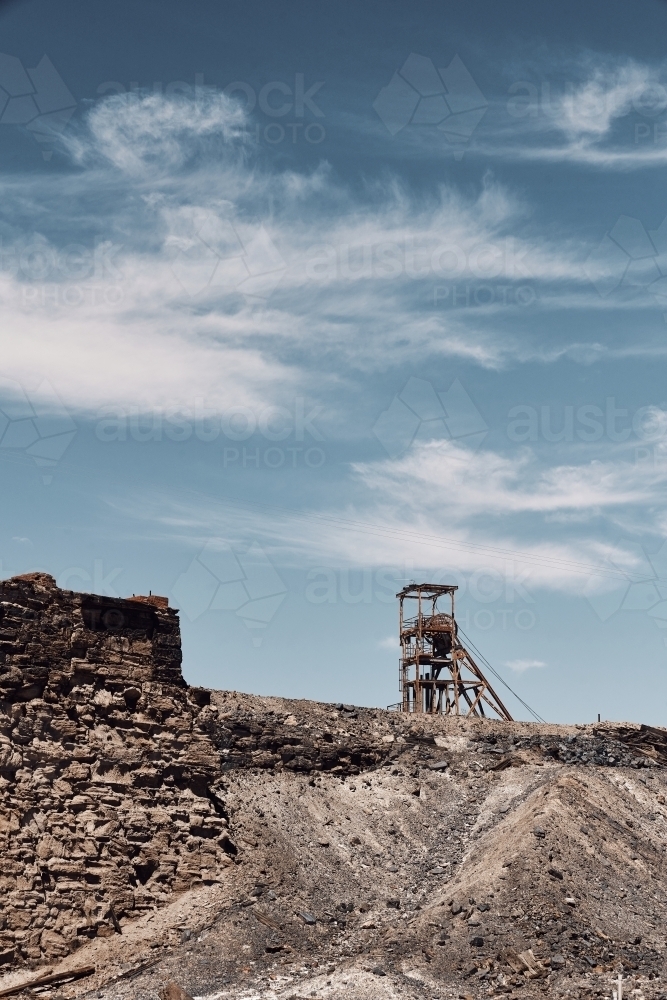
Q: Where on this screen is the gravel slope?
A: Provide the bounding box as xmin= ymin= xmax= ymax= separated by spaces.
xmin=3 ymin=692 xmax=665 ymax=1000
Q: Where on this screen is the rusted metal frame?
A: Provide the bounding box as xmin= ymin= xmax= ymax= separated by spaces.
xmin=400 ymin=592 xmax=409 ymax=713
xmin=465 ymin=682 xmax=488 ymax=717
xmin=457 ymin=679 xmax=480 ymax=716
xmin=429 ymin=673 xmax=442 ymax=715
xmin=455 ymin=654 xmax=487 ymax=716
xmin=452 ymin=653 xmax=461 ymax=715
xmin=466 ymin=677 xmax=504 ymax=720
xmin=429 ymin=675 xmax=445 ymax=715
xmin=414 ymin=600 xmax=421 ymax=678
xmin=443 ymin=679 xmax=453 ymax=715
xmin=438 ymin=677 xmax=452 ymax=716
xmin=457 ymin=646 xmax=512 ymax=721
xmin=477 ymin=689 xmax=508 ymax=718
xmin=457 ymin=667 xmax=495 ymax=718
xmin=396 ymin=583 xmax=512 ymax=720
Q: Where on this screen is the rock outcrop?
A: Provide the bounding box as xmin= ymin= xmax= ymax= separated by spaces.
xmin=2 ymin=573 xmax=667 ymax=1000
xmin=0 ymin=574 xmax=229 ymax=968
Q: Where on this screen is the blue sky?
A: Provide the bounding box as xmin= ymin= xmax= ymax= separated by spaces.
xmin=2 ymin=0 xmax=667 ymax=722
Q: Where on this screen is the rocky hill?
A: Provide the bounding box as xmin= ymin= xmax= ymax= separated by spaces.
xmin=0 ymin=574 xmax=666 ymax=1000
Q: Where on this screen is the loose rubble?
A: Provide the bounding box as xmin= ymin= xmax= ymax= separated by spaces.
xmin=0 ymin=574 xmax=666 ymax=1000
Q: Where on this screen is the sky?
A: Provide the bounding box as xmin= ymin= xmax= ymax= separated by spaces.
xmin=2 ymin=0 xmax=667 ymax=722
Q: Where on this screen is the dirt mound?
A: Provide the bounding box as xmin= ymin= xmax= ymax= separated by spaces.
xmin=1 ymin=695 xmax=665 ymax=1000
xmin=1 ymin=576 xmax=666 ymax=1000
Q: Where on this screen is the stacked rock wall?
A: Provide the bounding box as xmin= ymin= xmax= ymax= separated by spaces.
xmin=0 ymin=574 xmax=230 ymax=969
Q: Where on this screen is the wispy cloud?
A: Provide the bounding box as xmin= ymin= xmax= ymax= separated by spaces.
xmin=0 ymin=83 xmax=665 ymax=427
xmin=504 ymin=658 xmax=546 ymax=673
xmin=494 ymin=55 xmax=667 ymax=169
xmin=347 ymin=51 xmax=667 ymax=170
xmin=63 ymin=89 xmax=248 ymax=172
xmin=109 ymin=426 xmax=667 ymax=602
xmin=378 ymin=635 xmax=398 ymax=650
xmin=540 ymin=60 xmax=654 ymax=141
xmin=353 ymin=437 xmax=667 ymax=519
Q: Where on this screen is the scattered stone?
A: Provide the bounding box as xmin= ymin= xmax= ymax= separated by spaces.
xmin=0 ymin=966 xmax=96 ymax=999
xmin=254 ymin=911 xmax=281 ymax=931
xmin=162 ymin=984 xmax=194 ymax=1000
xmin=2 ymin=570 xmax=667 ymax=998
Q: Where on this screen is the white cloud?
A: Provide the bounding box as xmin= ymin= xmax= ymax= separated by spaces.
xmin=504 ymin=659 xmax=546 ymax=673
xmin=4 ymin=76 xmax=659 ymax=619
xmin=345 ymin=53 xmax=667 ymax=170
xmin=0 ymin=85 xmax=664 ymax=427
xmin=501 ymin=141 xmax=667 ymax=170
xmin=119 ymin=440 xmax=661 ymax=598
xmin=438 ymin=55 xmax=667 ymax=170
xmin=378 ymin=635 xmax=399 ymax=650
xmin=0 ymin=96 xmax=577 ymax=413
xmin=63 ymin=89 xmax=248 ymax=173
xmin=550 ymin=61 xmax=654 ymax=141
xmin=0 ymin=273 xmax=297 ymax=415
xmin=353 ymin=438 xmax=667 ymax=519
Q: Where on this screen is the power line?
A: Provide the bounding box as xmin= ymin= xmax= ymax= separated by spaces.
xmin=0 ymin=448 xmax=647 ymax=586
xmin=457 ymin=626 xmax=546 ymax=724
xmin=151 ymin=483 xmax=636 ymax=584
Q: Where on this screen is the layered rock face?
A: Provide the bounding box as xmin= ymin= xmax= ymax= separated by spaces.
xmin=0 ymin=574 xmax=229 ymax=968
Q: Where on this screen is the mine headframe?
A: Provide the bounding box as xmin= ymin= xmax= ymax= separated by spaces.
xmin=396 ymin=583 xmax=513 ymax=720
